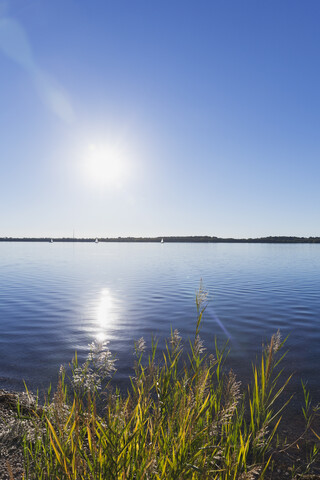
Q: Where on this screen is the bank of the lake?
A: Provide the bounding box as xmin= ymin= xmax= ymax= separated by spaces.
xmin=1 ymin=323 xmax=320 ymax=480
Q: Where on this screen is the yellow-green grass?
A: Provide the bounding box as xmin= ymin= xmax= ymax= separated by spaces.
xmin=21 ymin=286 xmax=320 ymax=479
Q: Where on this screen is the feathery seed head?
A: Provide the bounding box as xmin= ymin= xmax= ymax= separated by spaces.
xmin=169 ymin=329 xmax=182 ymax=351
xmin=134 ymin=337 xmax=146 ymax=355
xmin=194 ymin=334 xmax=206 ymax=356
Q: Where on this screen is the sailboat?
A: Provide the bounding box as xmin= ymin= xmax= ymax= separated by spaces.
xmin=95 ymin=238 xmax=99 ymax=243
xmin=161 ymin=238 xmax=164 ymax=244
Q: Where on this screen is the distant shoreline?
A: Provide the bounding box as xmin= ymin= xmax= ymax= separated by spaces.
xmin=1 ymin=236 xmax=320 ymax=243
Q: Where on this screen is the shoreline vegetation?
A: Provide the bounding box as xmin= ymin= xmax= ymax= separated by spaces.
xmin=1 ymin=235 xmax=320 ymax=243
xmin=1 ymin=286 xmax=320 ymax=479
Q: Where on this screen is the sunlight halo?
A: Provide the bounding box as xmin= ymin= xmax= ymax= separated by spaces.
xmin=83 ymin=142 xmax=130 ymax=190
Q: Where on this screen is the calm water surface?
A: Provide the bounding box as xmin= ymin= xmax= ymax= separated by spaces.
xmin=0 ymin=242 xmax=319 ymax=406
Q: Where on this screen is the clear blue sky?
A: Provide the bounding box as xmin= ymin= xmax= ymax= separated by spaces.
xmin=1 ymin=0 xmax=320 ymax=238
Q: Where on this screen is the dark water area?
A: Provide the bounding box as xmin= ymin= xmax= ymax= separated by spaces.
xmin=0 ymin=242 xmax=319 ymax=416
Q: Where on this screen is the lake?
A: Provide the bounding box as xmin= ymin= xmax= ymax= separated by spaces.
xmin=0 ymin=242 xmax=319 ymax=409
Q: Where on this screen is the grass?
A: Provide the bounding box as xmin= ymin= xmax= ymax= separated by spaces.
xmin=19 ymin=285 xmax=320 ymax=479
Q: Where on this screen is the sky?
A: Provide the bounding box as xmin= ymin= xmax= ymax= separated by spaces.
xmin=1 ymin=0 xmax=320 ymax=238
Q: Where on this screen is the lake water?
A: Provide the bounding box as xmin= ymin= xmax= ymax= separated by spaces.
xmin=0 ymin=242 xmax=319 ymax=408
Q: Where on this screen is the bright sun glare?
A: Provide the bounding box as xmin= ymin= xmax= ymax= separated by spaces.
xmin=84 ymin=142 xmax=128 ymax=189
xmin=94 ymin=288 xmax=119 ymax=342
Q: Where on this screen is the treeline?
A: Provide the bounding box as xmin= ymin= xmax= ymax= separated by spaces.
xmin=1 ymin=236 xmax=320 ymax=243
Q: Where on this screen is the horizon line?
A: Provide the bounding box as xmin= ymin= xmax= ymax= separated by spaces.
xmin=1 ymin=235 xmax=320 ymax=244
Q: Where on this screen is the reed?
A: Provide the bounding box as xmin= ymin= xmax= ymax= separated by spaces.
xmin=21 ymin=287 xmax=320 ymax=479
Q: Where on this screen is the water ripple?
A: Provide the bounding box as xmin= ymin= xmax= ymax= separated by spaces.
xmin=0 ymin=243 xmax=320 ymax=400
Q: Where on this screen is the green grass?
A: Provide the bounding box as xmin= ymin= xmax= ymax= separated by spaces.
xmin=20 ymin=286 xmax=320 ymax=479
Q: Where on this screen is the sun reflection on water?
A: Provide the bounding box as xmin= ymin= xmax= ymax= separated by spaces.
xmin=93 ymin=288 xmax=119 ymax=342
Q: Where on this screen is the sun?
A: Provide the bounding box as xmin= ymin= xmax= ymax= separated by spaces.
xmin=83 ymin=142 xmax=128 ymax=189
